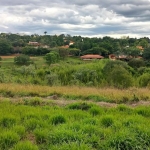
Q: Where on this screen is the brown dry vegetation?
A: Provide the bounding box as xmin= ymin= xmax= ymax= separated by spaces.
xmin=0 ymin=83 xmax=149 ymax=103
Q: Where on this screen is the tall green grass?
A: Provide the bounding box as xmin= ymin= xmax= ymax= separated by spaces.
xmin=0 ymin=100 xmax=150 ymax=149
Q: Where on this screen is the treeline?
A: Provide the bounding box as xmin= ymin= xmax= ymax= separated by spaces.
xmin=0 ymin=33 xmax=150 ymax=58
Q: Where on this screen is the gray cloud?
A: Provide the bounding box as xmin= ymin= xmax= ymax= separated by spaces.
xmin=0 ymin=0 xmax=150 ymax=38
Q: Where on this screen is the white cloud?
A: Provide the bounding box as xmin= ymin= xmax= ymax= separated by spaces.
xmin=0 ymin=0 xmax=150 ymax=38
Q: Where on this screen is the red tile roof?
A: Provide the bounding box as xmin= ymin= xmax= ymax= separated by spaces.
xmin=81 ymin=54 xmax=104 ymax=59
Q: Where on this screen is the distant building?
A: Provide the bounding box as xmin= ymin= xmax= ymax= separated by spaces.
xmin=69 ymin=41 xmax=75 ymax=46
xmin=80 ymin=54 xmax=104 ymax=60
xmin=60 ymin=45 xmax=69 ymax=49
xmin=28 ymin=41 xmax=40 ymax=46
xmin=136 ymin=46 xmax=144 ymax=51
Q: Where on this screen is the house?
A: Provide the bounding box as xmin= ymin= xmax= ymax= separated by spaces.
xmin=80 ymin=54 xmax=104 ymax=60
xmin=136 ymin=46 xmax=144 ymax=51
xmin=60 ymin=45 xmax=69 ymax=49
xmin=109 ymin=54 xmax=130 ymax=61
xmin=109 ymin=54 xmax=116 ymax=60
xmin=69 ymin=41 xmax=75 ymax=46
xmin=28 ymin=41 xmax=40 ymax=46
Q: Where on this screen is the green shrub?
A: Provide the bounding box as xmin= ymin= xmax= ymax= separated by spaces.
xmin=108 ymin=130 xmax=137 ymax=150
xmin=48 ymin=129 xmax=83 ymax=145
xmin=24 ymin=97 xmax=42 ymax=106
xmin=50 ymin=142 xmax=92 ymax=150
xmin=128 ymin=58 xmax=145 ymax=69
xmin=117 ymin=105 xmax=132 ymax=113
xmin=101 ymin=116 xmax=114 ymax=127
xmin=89 ymin=107 xmax=101 ymax=116
xmin=103 ymin=60 xmax=131 ymax=75
xmin=136 ymin=107 xmax=150 ymax=117
xmin=0 ymin=115 xmax=17 ymax=127
xmin=13 ymin=141 xmax=38 ymax=150
xmin=24 ymin=119 xmax=40 ymax=131
xmin=139 ymin=73 xmax=150 ymax=87
xmin=45 ymin=73 xmax=59 ymax=86
xmin=14 ymin=54 xmax=32 ymax=65
xmin=83 ymin=118 xmax=97 ymax=125
xmin=67 ymin=102 xmax=92 ymax=110
xmin=0 ymin=131 xmax=20 ymax=149
xmin=34 ymin=129 xmax=48 ymax=144
xmin=51 ymin=115 xmax=66 ymax=125
xmin=12 ymin=125 xmax=26 ymax=138
xmin=109 ymin=66 xmax=133 ymax=88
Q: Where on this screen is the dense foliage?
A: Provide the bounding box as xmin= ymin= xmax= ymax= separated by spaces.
xmin=0 ymin=33 xmax=149 ymax=58
xmin=0 ymin=56 xmax=150 ymax=88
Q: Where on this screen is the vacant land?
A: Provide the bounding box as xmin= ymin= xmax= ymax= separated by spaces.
xmin=0 ymin=56 xmax=150 ymax=149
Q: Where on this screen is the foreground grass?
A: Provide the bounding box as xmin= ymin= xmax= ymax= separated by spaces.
xmin=0 ymin=100 xmax=150 ymax=150
xmin=0 ymin=83 xmax=149 ymax=103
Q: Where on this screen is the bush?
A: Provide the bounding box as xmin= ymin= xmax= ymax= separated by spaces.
xmin=44 ymin=52 xmax=59 ymax=66
xmin=139 ymin=73 xmax=150 ymax=87
xmin=101 ymin=116 xmax=114 ymax=127
xmin=51 ymin=115 xmax=66 ymax=125
xmin=13 ymin=141 xmax=38 ymax=150
xmin=136 ymin=107 xmax=150 ymax=117
xmin=34 ymin=129 xmax=48 ymax=144
xmin=89 ymin=107 xmax=101 ymax=116
xmin=108 ymin=66 xmax=133 ymax=88
xmin=108 ymin=130 xmax=137 ymax=150
xmin=50 ymin=142 xmax=92 ymax=150
xmin=128 ymin=58 xmax=145 ymax=69
xmin=103 ymin=60 xmax=130 ymax=76
xmin=14 ymin=54 xmax=32 ymax=65
xmin=67 ymin=102 xmax=92 ymax=110
xmin=12 ymin=126 xmax=26 ymax=138
xmin=0 ymin=115 xmax=17 ymax=127
xmin=0 ymin=131 xmax=20 ymax=149
xmin=24 ymin=97 xmax=42 ymax=106
xmin=24 ymin=119 xmax=40 ymax=131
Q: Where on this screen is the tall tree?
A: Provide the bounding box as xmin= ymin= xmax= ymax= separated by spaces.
xmin=0 ymin=40 xmax=13 ymax=55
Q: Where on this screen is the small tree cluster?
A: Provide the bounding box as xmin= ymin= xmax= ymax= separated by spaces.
xmin=44 ymin=51 xmax=59 ymax=66
xmin=14 ymin=54 xmax=32 ymax=65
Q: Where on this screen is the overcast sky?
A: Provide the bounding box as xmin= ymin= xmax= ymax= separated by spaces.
xmin=0 ymin=0 xmax=150 ymax=38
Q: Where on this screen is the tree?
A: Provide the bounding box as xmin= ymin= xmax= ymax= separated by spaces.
xmin=59 ymin=48 xmax=69 ymax=60
xmin=0 ymin=40 xmax=13 ymax=55
xmin=143 ymin=47 xmax=150 ymax=60
xmin=128 ymin=58 xmax=145 ymax=69
xmin=14 ymin=54 xmax=31 ymax=65
xmin=124 ymin=47 xmax=141 ymax=57
xmin=139 ymin=39 xmax=148 ymax=48
xmin=108 ymin=66 xmax=133 ymax=88
xmin=44 ymin=31 xmax=47 ymax=35
xmin=44 ymin=52 xmax=59 ymax=65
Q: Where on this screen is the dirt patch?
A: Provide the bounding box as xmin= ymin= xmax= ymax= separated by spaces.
xmin=1 ymin=96 xmax=150 ymax=108
xmin=0 ymin=55 xmax=37 ymax=59
xmin=25 ymin=133 xmax=36 ymax=144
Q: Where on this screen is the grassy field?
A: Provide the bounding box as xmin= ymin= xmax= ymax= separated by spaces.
xmin=0 ymin=56 xmax=150 ymax=149
xmin=1 ymin=99 xmax=150 ymax=150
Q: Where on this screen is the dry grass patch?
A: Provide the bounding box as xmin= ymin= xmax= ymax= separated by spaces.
xmin=0 ymin=83 xmax=149 ymax=103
